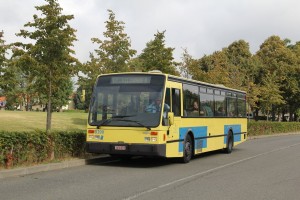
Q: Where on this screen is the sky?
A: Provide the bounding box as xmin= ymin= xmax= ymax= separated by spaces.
xmin=1 ymin=0 xmax=300 ymax=63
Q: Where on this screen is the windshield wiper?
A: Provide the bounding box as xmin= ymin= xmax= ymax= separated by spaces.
xmin=91 ymin=119 xmax=112 ymax=129
xmin=92 ymin=118 xmax=151 ymax=130
xmin=116 ymin=119 xmax=151 ymax=130
xmin=112 ymin=115 xmax=135 ymax=119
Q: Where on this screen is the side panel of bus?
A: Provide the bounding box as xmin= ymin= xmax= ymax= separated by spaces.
xmin=164 ymin=80 xmax=247 ymax=158
xmin=166 ymin=118 xmax=247 ymax=158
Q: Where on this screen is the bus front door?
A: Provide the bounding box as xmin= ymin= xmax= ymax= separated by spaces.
xmin=165 ymin=83 xmax=182 ymax=158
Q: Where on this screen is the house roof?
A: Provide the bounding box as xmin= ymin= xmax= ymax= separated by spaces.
xmin=0 ymin=96 xmax=6 ymax=102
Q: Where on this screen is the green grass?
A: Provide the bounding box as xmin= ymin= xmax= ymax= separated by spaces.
xmin=0 ymin=110 xmax=88 ymax=132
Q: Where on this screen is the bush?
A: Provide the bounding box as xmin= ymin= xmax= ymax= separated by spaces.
xmin=248 ymin=121 xmax=300 ymax=136
xmin=0 ymin=130 xmax=86 ymax=169
xmin=53 ymin=131 xmax=86 ymax=158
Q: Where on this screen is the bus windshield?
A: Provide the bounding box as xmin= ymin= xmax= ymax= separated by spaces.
xmin=88 ymin=74 xmax=166 ymax=128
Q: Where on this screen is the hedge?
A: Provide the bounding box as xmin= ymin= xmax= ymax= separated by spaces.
xmin=248 ymin=121 xmax=300 ymax=136
xmin=0 ymin=130 xmax=86 ymax=169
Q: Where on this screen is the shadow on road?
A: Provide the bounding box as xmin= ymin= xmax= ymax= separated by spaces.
xmin=84 ymin=148 xmax=242 ymax=168
xmin=86 ymin=155 xmax=173 ymax=168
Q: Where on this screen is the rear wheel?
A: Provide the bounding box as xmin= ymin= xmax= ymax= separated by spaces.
xmin=224 ymin=132 xmax=233 ymax=154
xmin=181 ymin=134 xmax=193 ymax=163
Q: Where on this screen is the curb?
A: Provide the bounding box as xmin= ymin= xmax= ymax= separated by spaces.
xmin=0 ymin=155 xmax=108 ymax=179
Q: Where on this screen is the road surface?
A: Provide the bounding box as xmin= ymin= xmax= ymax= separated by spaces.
xmin=1 ymin=134 xmax=300 ymax=200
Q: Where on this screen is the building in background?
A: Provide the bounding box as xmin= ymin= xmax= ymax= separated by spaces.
xmin=0 ymin=96 xmax=6 ymax=110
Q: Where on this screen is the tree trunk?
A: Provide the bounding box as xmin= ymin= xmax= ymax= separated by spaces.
xmin=289 ymin=112 xmax=293 ymax=122
xmin=46 ymin=99 xmax=52 ymax=132
xmin=271 ymin=105 xmax=276 ymax=121
xmin=46 ymin=73 xmax=52 ymax=132
xmin=254 ymin=108 xmax=259 ymax=121
xmin=46 ymin=70 xmax=54 ymax=160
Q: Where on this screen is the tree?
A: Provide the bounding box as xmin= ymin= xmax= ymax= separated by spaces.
xmin=90 ymin=9 xmax=136 ymax=73
xmin=284 ymin=41 xmax=300 ymax=121
xmin=78 ymin=9 xmax=136 ymax=106
xmin=225 ymin=40 xmax=252 ymax=67
xmin=256 ymin=36 xmax=297 ymax=120
xmin=198 ymin=50 xmax=231 ymax=85
xmin=259 ymin=72 xmax=285 ymax=121
xmin=224 ymin=40 xmax=262 ymax=115
xmin=14 ymin=0 xmax=78 ymax=132
xmin=0 ymin=31 xmax=8 ymax=96
xmin=178 ymin=48 xmax=202 ymax=79
xmin=138 ymin=30 xmax=178 ymax=75
xmin=0 ymin=31 xmax=22 ymax=110
xmin=73 ymin=86 xmax=85 ymax=110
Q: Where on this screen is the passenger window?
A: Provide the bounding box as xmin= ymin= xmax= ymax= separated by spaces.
xmin=183 ymin=84 xmax=199 ymax=117
xmin=200 ymin=93 xmax=214 ymax=117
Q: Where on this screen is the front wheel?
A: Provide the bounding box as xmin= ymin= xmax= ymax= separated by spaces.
xmin=180 ymin=134 xmax=193 ymax=163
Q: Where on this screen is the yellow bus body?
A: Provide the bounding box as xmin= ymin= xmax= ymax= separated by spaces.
xmin=86 ymin=72 xmax=247 ymax=161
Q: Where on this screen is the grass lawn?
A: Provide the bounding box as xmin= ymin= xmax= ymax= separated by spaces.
xmin=0 ymin=110 xmax=88 ymax=132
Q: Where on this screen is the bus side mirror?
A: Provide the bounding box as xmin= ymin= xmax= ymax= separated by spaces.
xmin=168 ymin=112 xmax=174 ymax=126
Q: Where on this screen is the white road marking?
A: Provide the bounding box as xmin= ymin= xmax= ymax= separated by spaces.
xmin=123 ymin=142 xmax=300 ymax=200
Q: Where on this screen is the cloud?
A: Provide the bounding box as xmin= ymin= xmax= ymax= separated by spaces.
xmin=1 ymin=0 xmax=300 ymax=63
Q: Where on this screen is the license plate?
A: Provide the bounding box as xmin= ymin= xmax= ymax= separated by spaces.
xmin=114 ymin=145 xmax=126 ymax=151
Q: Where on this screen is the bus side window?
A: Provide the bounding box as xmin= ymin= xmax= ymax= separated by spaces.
xmin=165 ymin=88 xmax=171 ymax=111
xmin=163 ymin=88 xmax=171 ymax=126
xmin=172 ymin=88 xmax=181 ymax=116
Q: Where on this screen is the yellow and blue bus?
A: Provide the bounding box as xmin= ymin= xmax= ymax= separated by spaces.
xmin=86 ymin=71 xmax=247 ymax=163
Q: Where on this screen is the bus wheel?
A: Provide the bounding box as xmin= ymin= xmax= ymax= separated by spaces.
xmin=224 ymin=132 xmax=233 ymax=154
xmin=181 ymin=134 xmax=193 ymax=163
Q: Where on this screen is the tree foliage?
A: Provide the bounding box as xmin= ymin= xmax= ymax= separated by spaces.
xmin=178 ymin=48 xmax=202 ymax=79
xmin=78 ymin=9 xmax=136 ymax=107
xmin=0 ymin=32 xmax=8 ymax=96
xmin=0 ymin=32 xmax=12 ymax=96
xmin=90 ymin=9 xmax=136 ymax=74
xmin=138 ymin=31 xmax=178 ymax=75
xmin=0 ymin=32 xmax=23 ymax=110
xmin=182 ymin=37 xmax=300 ymax=121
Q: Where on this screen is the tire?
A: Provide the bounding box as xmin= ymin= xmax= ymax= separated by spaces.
xmin=224 ymin=132 xmax=233 ymax=154
xmin=180 ymin=134 xmax=193 ymax=163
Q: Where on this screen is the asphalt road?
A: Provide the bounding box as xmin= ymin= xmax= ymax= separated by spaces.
xmin=1 ymin=134 xmax=300 ymax=200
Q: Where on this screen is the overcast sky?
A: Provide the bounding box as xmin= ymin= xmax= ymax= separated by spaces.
xmin=1 ymin=0 xmax=300 ymax=63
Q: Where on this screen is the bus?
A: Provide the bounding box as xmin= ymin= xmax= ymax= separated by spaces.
xmin=86 ymin=71 xmax=247 ymax=163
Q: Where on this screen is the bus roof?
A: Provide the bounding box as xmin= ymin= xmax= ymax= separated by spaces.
xmin=97 ymin=71 xmax=246 ymax=94
xmin=167 ymin=74 xmax=246 ymax=94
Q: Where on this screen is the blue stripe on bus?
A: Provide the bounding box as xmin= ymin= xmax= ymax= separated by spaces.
xmin=179 ymin=126 xmax=207 ymax=152
xmin=224 ymin=124 xmax=241 ymax=144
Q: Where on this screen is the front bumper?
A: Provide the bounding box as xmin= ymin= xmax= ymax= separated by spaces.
xmin=86 ymin=142 xmax=166 ymax=157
